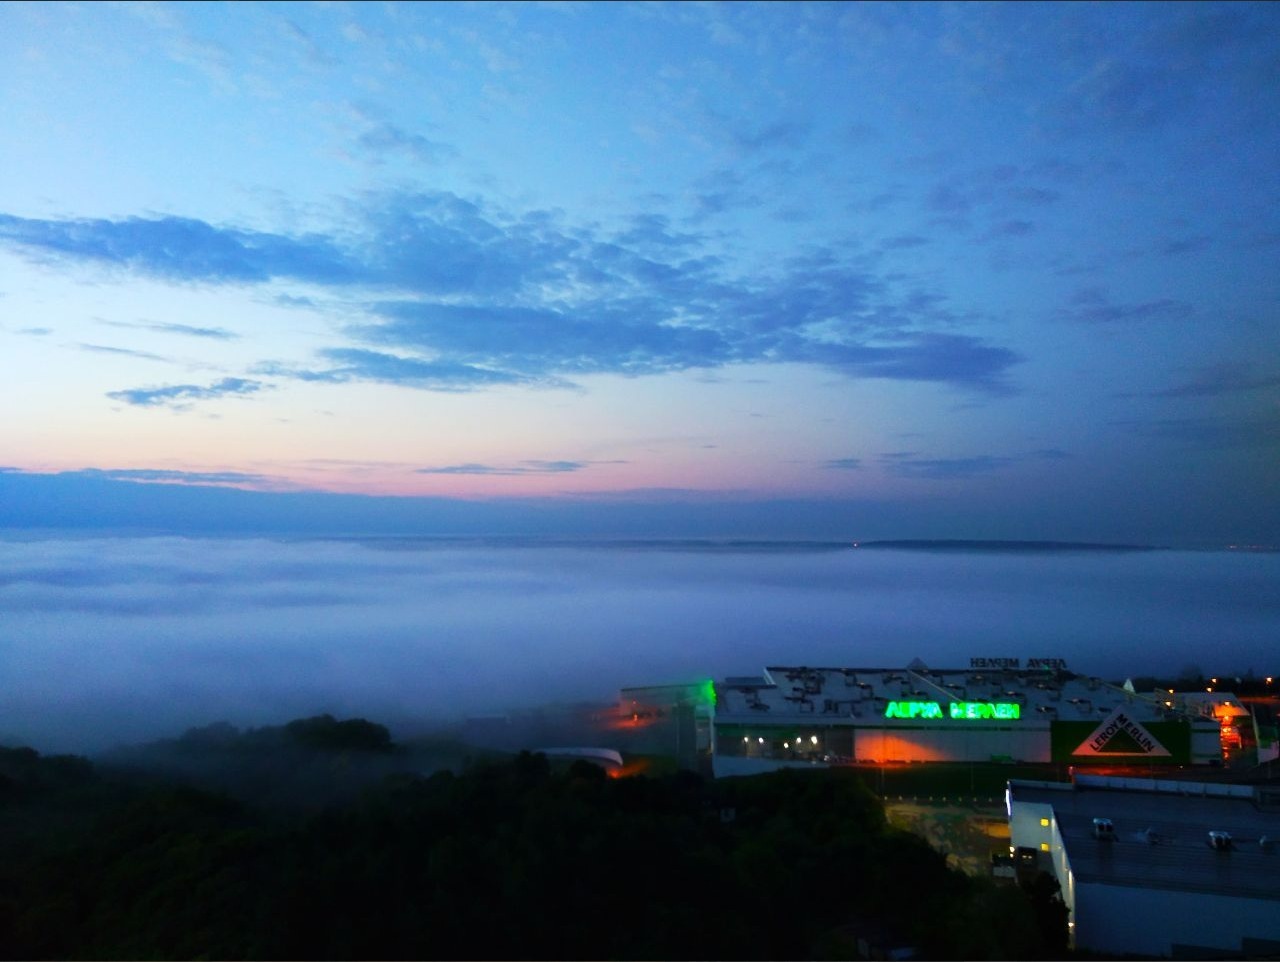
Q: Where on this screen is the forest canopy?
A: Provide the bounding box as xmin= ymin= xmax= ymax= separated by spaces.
xmin=0 ymin=718 xmax=1063 ymax=960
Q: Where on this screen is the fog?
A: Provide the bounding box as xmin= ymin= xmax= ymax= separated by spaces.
xmin=3 ymin=535 xmax=1277 ymax=753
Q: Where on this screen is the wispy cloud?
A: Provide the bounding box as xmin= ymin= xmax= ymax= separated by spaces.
xmin=1157 ymin=235 xmax=1211 ymax=256
xmin=103 ymin=319 xmax=239 ymax=340
xmin=876 ymin=448 xmax=1066 ymax=480
xmin=1058 ymin=288 xmax=1192 ymax=324
xmin=415 ymin=460 xmax=604 ymax=476
xmin=0 ymin=213 xmax=355 ymax=285
xmin=985 ymin=219 xmax=1035 ymax=239
xmin=881 ymin=234 xmax=929 ymax=250
xmin=256 ymin=349 xmax=537 ymax=391
xmin=0 ymin=191 xmax=1023 ymax=394
xmin=730 ymin=119 xmax=809 ymax=153
xmin=1145 ymin=363 xmax=1280 ymax=399
xmin=1057 ymin=4 xmax=1279 ymax=135
xmin=356 ymin=120 xmax=456 ymax=166
xmin=73 ymin=468 xmax=275 ymax=487
xmin=879 ymin=452 xmax=1014 ymax=480
xmin=78 ymin=343 xmax=169 ymax=362
xmin=926 ymin=164 xmax=1063 ymax=217
xmin=823 ymin=458 xmax=863 ymax=470
xmin=1110 ymin=416 xmax=1279 ymax=448
xmin=279 ymin=17 xmax=338 ymax=68
xmin=106 ymin=377 xmax=266 ymax=408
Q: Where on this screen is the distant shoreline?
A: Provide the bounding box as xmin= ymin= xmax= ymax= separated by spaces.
xmin=1 ymin=529 xmax=1275 ymax=553
xmin=851 ymin=539 xmax=1160 ymax=553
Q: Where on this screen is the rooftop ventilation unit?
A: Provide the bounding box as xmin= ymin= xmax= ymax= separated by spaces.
xmin=1092 ymin=817 xmax=1116 ymax=841
xmin=1207 ymin=830 xmax=1232 ymax=851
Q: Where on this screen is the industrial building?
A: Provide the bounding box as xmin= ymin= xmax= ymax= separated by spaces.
xmin=710 ymin=662 xmax=1224 ymax=776
xmin=1008 ymin=774 xmax=1280 ymax=958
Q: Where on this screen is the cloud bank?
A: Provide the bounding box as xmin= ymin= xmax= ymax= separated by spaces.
xmin=0 ymin=195 xmax=1022 ymax=395
xmin=2 ymin=536 xmax=1275 ymax=754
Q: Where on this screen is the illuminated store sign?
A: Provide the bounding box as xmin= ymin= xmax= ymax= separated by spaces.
xmin=968 ymin=657 xmax=1067 ymax=670
xmin=884 ymin=701 xmax=1021 ymax=721
xmin=949 ymin=701 xmax=1021 ymax=720
xmin=1071 ymin=707 xmax=1169 ymax=756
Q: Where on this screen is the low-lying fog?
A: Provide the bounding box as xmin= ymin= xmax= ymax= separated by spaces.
xmin=3 ymin=535 xmax=1277 ymax=754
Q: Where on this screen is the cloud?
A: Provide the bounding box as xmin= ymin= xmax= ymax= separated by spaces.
xmin=823 ymin=458 xmax=862 ymax=470
xmin=258 ymin=349 xmax=536 ymax=391
xmin=1056 ymin=4 xmax=1280 ymax=135
xmin=796 ymin=334 xmax=1021 ymax=394
xmin=356 ymin=120 xmax=456 ymax=166
xmin=0 ymin=192 xmax=1023 ymax=394
xmin=1058 ymin=288 xmax=1192 ymax=324
xmin=78 ymin=343 xmax=169 ymax=362
xmin=106 ymin=377 xmax=266 ymax=408
xmin=878 ymin=452 xmax=1014 ymax=480
xmin=1147 ymin=363 xmax=1280 ymax=399
xmin=416 ymin=460 xmax=594 ymax=476
xmin=0 ymin=213 xmax=356 ymax=285
xmin=730 ymin=119 xmax=809 ymax=152
xmin=123 ymin=1 xmax=239 ymax=93
xmin=876 ymin=448 xmax=1066 ymax=480
xmin=882 ymin=234 xmax=929 ymax=250
xmin=926 ymin=165 xmax=1063 ymax=218
xmin=986 ymin=219 xmax=1035 ymax=238
xmin=1110 ymin=416 xmax=1279 ymax=448
xmin=355 ymin=302 xmax=735 ymax=378
xmin=73 ymin=468 xmax=275 ymax=488
xmin=104 ymin=320 xmax=239 ymax=340
xmin=15 ymin=327 xmax=53 ymax=336
xmin=1158 ymin=235 xmax=1211 ymax=256
xmin=280 ymin=17 xmax=338 ymax=68
xmin=615 ymin=213 xmax=703 ymax=250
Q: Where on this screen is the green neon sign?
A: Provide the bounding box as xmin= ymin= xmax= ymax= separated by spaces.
xmin=950 ymin=701 xmax=1020 ymax=720
xmin=884 ymin=700 xmax=1021 ymax=720
xmin=884 ymin=701 xmax=944 ymax=719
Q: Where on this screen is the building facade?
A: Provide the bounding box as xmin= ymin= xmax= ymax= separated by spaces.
xmin=710 ymin=663 xmax=1222 ymax=776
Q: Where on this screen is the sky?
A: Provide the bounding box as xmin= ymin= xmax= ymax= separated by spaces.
xmin=2 ymin=2 xmax=1278 ymax=544
xmin=4 ymin=537 xmax=1276 ymax=753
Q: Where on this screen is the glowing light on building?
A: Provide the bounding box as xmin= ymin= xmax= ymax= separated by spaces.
xmin=883 ymin=700 xmax=1021 ymax=720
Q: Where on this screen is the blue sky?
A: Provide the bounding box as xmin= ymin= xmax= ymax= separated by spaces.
xmin=2 ymin=2 xmax=1277 ymax=543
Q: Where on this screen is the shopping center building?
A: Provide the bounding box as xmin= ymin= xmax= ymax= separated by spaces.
xmin=708 ymin=660 xmax=1224 ymax=776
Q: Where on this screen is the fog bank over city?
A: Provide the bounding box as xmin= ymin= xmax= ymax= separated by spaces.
xmin=3 ymin=535 xmax=1277 ymax=754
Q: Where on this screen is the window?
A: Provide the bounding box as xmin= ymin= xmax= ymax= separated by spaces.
xmin=1040 ymin=842 xmax=1050 ymax=852
xmin=1040 ymin=817 xmax=1050 ymax=827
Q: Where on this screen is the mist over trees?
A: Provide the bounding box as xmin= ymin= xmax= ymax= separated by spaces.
xmin=0 ymin=716 xmax=1066 ymax=960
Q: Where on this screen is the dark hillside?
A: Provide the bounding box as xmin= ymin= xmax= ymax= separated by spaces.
xmin=0 ymin=723 xmax=1065 ymax=960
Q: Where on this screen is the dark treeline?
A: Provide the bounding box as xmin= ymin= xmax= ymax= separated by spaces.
xmin=0 ymin=717 xmax=1067 ymax=960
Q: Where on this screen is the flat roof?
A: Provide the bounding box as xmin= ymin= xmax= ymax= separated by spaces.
xmin=714 ymin=665 xmax=1206 ymax=726
xmin=1010 ymin=778 xmax=1280 ymax=901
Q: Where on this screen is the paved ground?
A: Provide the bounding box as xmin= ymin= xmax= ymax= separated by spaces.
xmin=885 ymin=801 xmax=1011 ymax=877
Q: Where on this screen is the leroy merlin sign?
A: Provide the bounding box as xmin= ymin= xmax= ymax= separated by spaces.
xmin=1051 ymin=706 xmax=1190 ymax=763
xmin=884 ymin=701 xmax=1021 ymax=721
